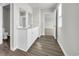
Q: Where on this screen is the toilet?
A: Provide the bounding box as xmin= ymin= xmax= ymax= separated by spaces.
xmin=3 ymin=28 xmax=8 ymax=39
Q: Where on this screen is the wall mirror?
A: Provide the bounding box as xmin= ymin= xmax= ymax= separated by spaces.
xmin=19 ymin=8 xmax=26 ymax=28
xmin=28 ymin=12 xmax=32 ymax=27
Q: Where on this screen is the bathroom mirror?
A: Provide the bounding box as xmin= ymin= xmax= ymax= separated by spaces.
xmin=19 ymin=8 xmax=26 ymax=28
xmin=28 ymin=12 xmax=32 ymax=27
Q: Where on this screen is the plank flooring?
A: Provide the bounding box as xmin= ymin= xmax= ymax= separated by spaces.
xmin=0 ymin=35 xmax=64 ymax=56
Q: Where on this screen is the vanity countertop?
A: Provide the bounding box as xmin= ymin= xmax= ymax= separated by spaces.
xmin=18 ymin=26 xmax=39 ymax=30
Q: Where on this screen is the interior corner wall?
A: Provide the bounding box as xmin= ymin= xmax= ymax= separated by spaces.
xmin=33 ymin=8 xmax=41 ymax=36
xmin=33 ymin=8 xmax=39 ymax=27
xmin=58 ymin=3 xmax=79 ymax=56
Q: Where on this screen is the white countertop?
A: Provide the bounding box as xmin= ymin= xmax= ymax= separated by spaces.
xmin=18 ymin=25 xmax=39 ymax=30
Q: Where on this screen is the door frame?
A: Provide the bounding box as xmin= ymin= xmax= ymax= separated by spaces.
xmin=10 ymin=3 xmax=14 ymax=51
xmin=56 ymin=4 xmax=62 ymax=40
xmin=56 ymin=9 xmax=58 ymax=40
xmin=1 ymin=3 xmax=14 ymax=51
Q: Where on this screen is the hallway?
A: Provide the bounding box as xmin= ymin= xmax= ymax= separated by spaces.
xmin=0 ymin=36 xmax=64 ymax=56
xmin=27 ymin=36 xmax=64 ymax=56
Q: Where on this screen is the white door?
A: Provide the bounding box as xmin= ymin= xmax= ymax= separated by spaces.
xmin=0 ymin=6 xmax=3 ymax=44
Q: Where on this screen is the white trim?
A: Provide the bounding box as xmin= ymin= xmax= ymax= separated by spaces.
xmin=0 ymin=40 xmax=3 ymax=44
xmin=0 ymin=6 xmax=3 ymax=45
xmin=10 ymin=47 xmax=17 ymax=51
xmin=18 ymin=37 xmax=38 ymax=52
xmin=17 ymin=47 xmax=27 ymax=52
xmin=57 ymin=40 xmax=68 ymax=56
xmin=10 ymin=3 xmax=15 ymax=51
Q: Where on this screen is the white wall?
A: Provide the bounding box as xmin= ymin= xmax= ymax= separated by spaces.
xmin=33 ymin=8 xmax=41 ymax=36
xmin=0 ymin=6 xmax=3 ymax=44
xmin=40 ymin=9 xmax=45 ymax=35
xmin=33 ymin=8 xmax=39 ymax=27
xmin=13 ymin=3 xmax=33 ymax=50
xmin=58 ymin=3 xmax=79 ymax=56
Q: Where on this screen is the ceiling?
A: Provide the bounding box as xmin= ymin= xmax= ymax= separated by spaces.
xmin=0 ymin=3 xmax=58 ymax=11
xmin=28 ymin=3 xmax=57 ymax=9
xmin=0 ymin=3 xmax=9 ymax=6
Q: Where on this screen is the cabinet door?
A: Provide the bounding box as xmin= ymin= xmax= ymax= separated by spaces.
xmin=27 ymin=29 xmax=32 ymax=45
xmin=18 ymin=30 xmax=27 ymax=51
xmin=31 ymin=27 xmax=39 ymax=41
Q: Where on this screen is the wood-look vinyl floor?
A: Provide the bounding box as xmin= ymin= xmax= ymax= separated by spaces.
xmin=0 ymin=35 xmax=64 ymax=56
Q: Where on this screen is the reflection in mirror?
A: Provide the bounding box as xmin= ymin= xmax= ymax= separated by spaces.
xmin=28 ymin=12 xmax=32 ymax=27
xmin=19 ymin=8 xmax=26 ymax=28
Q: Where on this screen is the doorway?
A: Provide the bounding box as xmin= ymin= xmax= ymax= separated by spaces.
xmin=3 ymin=4 xmax=10 ymax=48
xmin=44 ymin=10 xmax=56 ymax=39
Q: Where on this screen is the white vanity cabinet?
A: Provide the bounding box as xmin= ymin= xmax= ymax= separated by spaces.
xmin=18 ymin=27 xmax=39 ymax=51
xmin=27 ymin=28 xmax=32 ymax=46
xmin=27 ymin=27 xmax=39 ymax=51
xmin=31 ymin=27 xmax=39 ymax=41
xmin=18 ymin=29 xmax=27 ymax=51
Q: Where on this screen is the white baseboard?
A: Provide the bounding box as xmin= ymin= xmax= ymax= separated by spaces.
xmin=57 ymin=40 xmax=68 ymax=56
xmin=17 ymin=47 xmax=27 ymax=52
xmin=10 ymin=47 xmax=17 ymax=51
xmin=17 ymin=37 xmax=38 ymax=52
xmin=0 ymin=40 xmax=3 ymax=44
xmin=26 ymin=37 xmax=39 ymax=52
